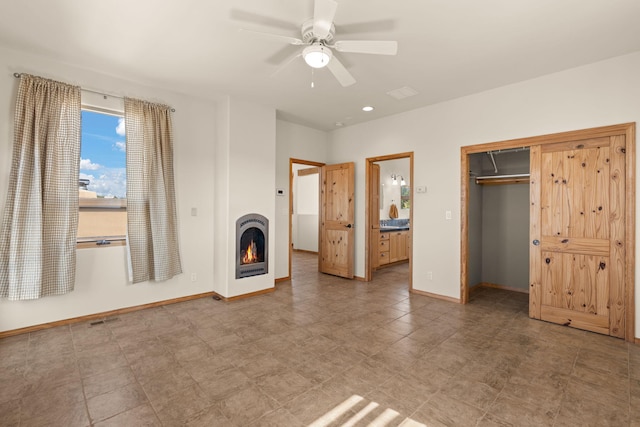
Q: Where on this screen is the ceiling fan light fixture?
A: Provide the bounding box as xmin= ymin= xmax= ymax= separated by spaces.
xmin=303 ymin=44 xmax=332 ymax=68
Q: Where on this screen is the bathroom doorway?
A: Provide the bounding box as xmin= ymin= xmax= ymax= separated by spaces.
xmin=365 ymin=152 xmax=414 ymax=286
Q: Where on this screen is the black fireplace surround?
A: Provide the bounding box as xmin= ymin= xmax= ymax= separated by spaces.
xmin=235 ymin=213 xmax=268 ymax=279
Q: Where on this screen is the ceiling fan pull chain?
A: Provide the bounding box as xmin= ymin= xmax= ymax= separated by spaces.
xmin=311 ymin=68 xmax=315 ymax=88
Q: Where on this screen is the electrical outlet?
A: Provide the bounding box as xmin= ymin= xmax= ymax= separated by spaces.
xmin=190 ymin=273 xmax=197 ymax=282
xmin=427 ymin=271 xmax=433 ymax=280
xmin=445 ymin=210 xmax=452 ymax=220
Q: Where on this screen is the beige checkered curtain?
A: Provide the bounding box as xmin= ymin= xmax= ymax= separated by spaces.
xmin=0 ymin=75 xmax=81 ymax=300
xmin=125 ymin=98 xmax=182 ymax=284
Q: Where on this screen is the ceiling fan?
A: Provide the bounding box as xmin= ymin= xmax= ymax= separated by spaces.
xmin=234 ymin=0 xmax=398 ymax=87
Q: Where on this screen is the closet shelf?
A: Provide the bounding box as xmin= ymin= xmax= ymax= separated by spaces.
xmin=475 ymin=173 xmax=530 ymax=186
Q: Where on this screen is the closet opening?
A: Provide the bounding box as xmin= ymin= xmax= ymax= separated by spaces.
xmin=467 ymin=148 xmax=531 ymax=298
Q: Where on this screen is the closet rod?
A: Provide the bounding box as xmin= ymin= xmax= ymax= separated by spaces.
xmin=475 ymin=173 xmax=530 ymax=180
xmin=13 ymin=72 xmax=175 ymax=112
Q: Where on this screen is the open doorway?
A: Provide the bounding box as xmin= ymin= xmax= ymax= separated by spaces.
xmin=365 ymin=152 xmax=414 ymax=286
xmin=288 ymin=158 xmax=324 ymax=280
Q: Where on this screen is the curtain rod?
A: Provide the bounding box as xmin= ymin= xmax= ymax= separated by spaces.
xmin=13 ymin=72 xmax=175 ymax=112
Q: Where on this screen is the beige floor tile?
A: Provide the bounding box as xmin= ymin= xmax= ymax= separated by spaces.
xmin=140 ymin=366 xmax=196 ymax=404
xmin=555 ymin=390 xmax=629 ymax=426
xmin=487 ymin=393 xmax=556 ymax=426
xmin=255 ymin=369 xmax=314 ymax=404
xmin=0 ymin=399 xmax=20 ymax=427
xmin=248 ymin=408 xmax=304 ymax=427
xmin=292 ymin=354 xmax=342 ymax=384
xmin=0 ymin=336 xmax=28 ymax=370
xmin=411 ymin=392 xmax=485 ymax=426
xmin=198 ymin=367 xmax=253 ymax=402
xmin=93 ymin=403 xmax=160 ymax=426
xmin=216 ymin=385 xmax=279 ymax=425
xmin=20 ymin=400 xmax=89 ymax=427
xmin=439 ymin=376 xmax=500 ymax=411
xmin=477 ymin=412 xmax=515 ymax=426
xmin=184 ymin=405 xmax=231 ymax=426
xmin=20 ymin=378 xmax=85 ymax=417
xmin=283 ymin=387 xmax=348 ymax=425
xmin=153 ymin=384 xmax=214 ymax=426
xmin=0 ymin=365 xmax=28 ymax=405
xmin=82 ymin=366 xmax=137 ymax=400
xmin=77 ymin=348 xmax=128 ymax=378
xmin=86 ymin=382 xmax=148 ymax=423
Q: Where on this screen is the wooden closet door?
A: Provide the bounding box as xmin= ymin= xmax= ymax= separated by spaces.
xmin=529 ymin=136 xmax=626 ymax=337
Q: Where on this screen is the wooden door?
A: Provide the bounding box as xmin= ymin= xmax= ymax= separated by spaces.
xmin=370 ymin=164 xmax=381 ymax=269
xmin=319 ymin=162 xmax=355 ymax=278
xmin=530 ymin=136 xmax=626 ymax=337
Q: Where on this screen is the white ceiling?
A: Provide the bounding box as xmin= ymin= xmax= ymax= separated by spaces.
xmin=1 ymin=0 xmax=640 ymax=131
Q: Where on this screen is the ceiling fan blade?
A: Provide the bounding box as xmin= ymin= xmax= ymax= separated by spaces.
xmin=326 ymin=56 xmax=356 ymax=87
xmin=338 ymin=20 xmax=396 ymax=35
xmin=313 ymin=0 xmax=338 ymax=39
xmin=238 ymin=29 xmax=304 ymax=46
xmin=265 ymin=45 xmax=299 ymax=65
xmin=271 ymin=52 xmax=303 ymax=77
xmin=333 ymin=40 xmax=398 ymax=55
xmin=230 ymin=10 xmax=298 ymax=32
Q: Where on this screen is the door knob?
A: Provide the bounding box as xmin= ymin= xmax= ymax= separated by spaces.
xmin=532 ymin=239 xmax=540 ymax=246
xmin=345 ymin=224 xmax=353 ymax=228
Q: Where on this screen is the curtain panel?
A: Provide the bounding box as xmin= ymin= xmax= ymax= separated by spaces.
xmin=125 ymin=98 xmax=182 ymax=283
xmin=0 ymin=74 xmax=81 ymax=300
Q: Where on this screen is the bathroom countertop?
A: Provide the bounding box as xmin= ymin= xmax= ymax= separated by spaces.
xmin=380 ymin=226 xmax=410 ymax=232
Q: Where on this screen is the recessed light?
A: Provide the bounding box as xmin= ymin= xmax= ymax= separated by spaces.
xmin=335 ymin=122 xmax=344 ymax=127
xmin=362 ymin=106 xmax=374 ymax=112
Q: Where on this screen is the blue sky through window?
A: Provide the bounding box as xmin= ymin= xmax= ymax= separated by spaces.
xmin=80 ymin=110 xmax=126 ymax=198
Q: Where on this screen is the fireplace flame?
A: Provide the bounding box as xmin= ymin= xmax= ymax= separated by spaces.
xmin=243 ymin=239 xmax=259 ymax=264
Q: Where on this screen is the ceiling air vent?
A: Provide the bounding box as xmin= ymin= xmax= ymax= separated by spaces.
xmin=386 ymin=86 xmax=418 ymax=100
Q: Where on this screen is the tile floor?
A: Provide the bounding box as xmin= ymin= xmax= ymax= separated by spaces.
xmin=0 ymin=252 xmax=638 ymax=426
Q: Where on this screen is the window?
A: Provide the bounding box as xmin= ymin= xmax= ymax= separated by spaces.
xmin=77 ymin=107 xmax=127 ymax=247
xmin=400 ymin=185 xmax=410 ymax=209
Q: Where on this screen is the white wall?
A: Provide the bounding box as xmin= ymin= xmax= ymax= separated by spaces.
xmin=275 ymin=120 xmax=328 ymax=278
xmin=292 ymin=164 xmax=319 ymax=252
xmin=0 ymin=46 xmax=217 ymax=332
xmin=328 ymin=52 xmax=640 ymax=337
